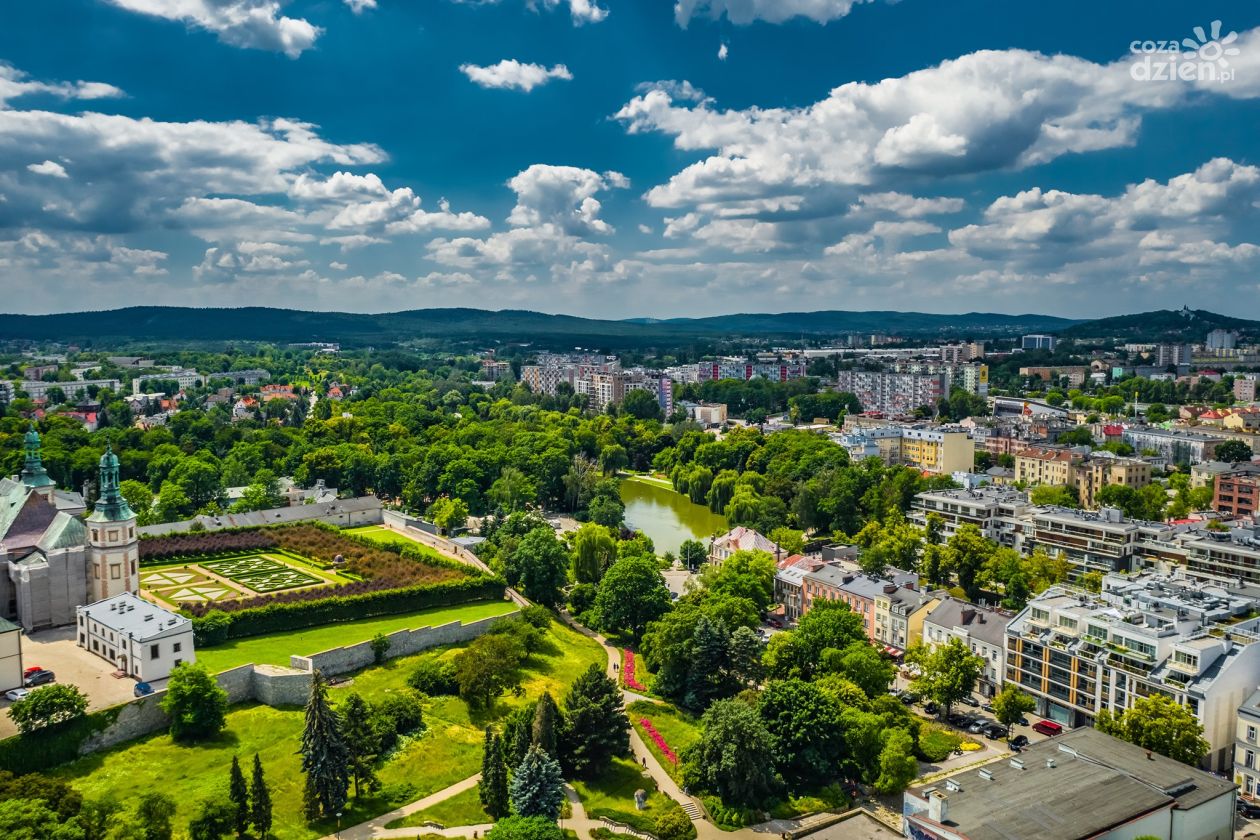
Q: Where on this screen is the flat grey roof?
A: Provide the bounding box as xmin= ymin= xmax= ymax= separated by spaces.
xmin=78 ymin=592 xmax=189 ymax=641
xmin=907 ymin=728 xmax=1235 ymax=840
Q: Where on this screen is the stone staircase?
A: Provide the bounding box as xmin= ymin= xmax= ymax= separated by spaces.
xmin=681 ymin=800 xmax=704 ymax=821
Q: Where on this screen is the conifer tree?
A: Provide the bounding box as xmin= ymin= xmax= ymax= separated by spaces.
xmin=300 ymin=670 xmax=350 ymax=821
xmin=561 ymin=664 xmax=629 ymax=778
xmin=340 ymin=692 xmax=381 ymax=797
xmin=480 ymin=727 xmax=510 ymax=818
xmin=531 ymin=692 xmax=560 ymax=757
xmin=228 ymin=756 xmax=250 ymax=839
xmin=509 ymin=745 xmax=565 ymax=820
xmin=251 ymin=754 xmax=273 ymax=839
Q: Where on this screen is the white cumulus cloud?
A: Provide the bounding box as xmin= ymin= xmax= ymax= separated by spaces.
xmin=103 ymin=0 xmax=321 ymax=58
xmin=459 ymin=60 xmax=573 ymax=92
xmin=27 ymin=161 xmax=68 ymax=178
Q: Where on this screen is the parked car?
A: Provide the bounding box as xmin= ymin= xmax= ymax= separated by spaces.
xmin=959 ymin=695 xmax=980 ymax=708
xmin=1237 ymin=799 xmax=1260 ymax=819
xmin=981 ymin=702 xmax=995 ymax=713
xmin=923 ymin=702 xmax=939 ymax=716
xmin=900 ymin=692 xmax=919 ymax=705
xmin=23 ymin=669 xmax=55 ymax=687
xmin=967 ymin=719 xmax=989 ymax=734
xmin=1032 ymin=719 xmax=1063 ymax=737
xmin=134 ymin=682 xmax=154 ymax=697
xmin=984 ymin=723 xmax=1008 ymax=740
xmin=4 ymin=688 xmax=30 ymax=702
xmin=22 ymin=665 xmax=43 ymax=676
xmin=1008 ymin=734 xmax=1030 ymax=750
xmin=767 ymin=617 xmax=783 ymax=629
xmin=950 ymin=712 xmax=975 ymax=728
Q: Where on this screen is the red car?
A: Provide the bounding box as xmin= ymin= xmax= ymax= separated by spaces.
xmin=1032 ymin=720 xmax=1063 ymax=737
xmin=23 ymin=665 xmax=42 ymax=676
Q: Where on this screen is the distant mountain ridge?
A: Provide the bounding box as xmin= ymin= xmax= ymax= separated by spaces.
xmin=0 ymin=306 xmax=1078 ymax=348
xmin=1057 ymin=308 xmax=1260 ymax=342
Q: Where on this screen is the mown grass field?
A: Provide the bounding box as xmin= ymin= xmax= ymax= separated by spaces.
xmin=55 ymin=617 xmax=604 ymax=840
xmin=388 ymin=784 xmax=490 ymax=829
xmin=194 ymin=599 xmax=520 ymax=673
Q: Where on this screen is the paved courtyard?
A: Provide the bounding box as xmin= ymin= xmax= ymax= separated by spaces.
xmin=0 ymin=625 xmax=160 ymax=738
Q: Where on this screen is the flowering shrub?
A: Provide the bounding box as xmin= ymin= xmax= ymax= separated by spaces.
xmin=623 ymin=649 xmax=648 ymax=692
xmin=639 ymin=717 xmax=677 ymax=764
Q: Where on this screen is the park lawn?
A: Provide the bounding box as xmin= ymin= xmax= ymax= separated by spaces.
xmin=627 ymin=700 xmax=700 ymax=785
xmin=619 ymin=649 xmax=653 ymax=695
xmin=387 ymin=784 xmax=489 ymax=829
xmin=194 ymin=599 xmax=519 ymax=673
xmin=53 ymin=616 xmax=605 ymax=840
xmin=343 ymin=525 xmax=453 ymax=562
xmin=571 ymin=756 xmax=682 ymax=836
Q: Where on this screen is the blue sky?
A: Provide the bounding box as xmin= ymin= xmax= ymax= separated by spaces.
xmin=0 ymin=1 xmax=1258 ymax=319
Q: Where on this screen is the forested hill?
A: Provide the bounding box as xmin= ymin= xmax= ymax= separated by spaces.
xmin=0 ymin=306 xmax=1076 ymax=348
xmin=1058 ymin=308 xmax=1260 ymax=342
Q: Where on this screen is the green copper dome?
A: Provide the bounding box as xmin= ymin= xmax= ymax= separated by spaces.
xmin=88 ymin=442 xmax=134 ymax=523
xmin=20 ymin=423 xmax=54 ymax=490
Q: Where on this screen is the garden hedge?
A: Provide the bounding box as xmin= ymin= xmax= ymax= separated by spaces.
xmin=191 ymin=575 xmax=508 ymax=645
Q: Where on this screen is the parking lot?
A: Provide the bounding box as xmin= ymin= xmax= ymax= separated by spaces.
xmin=0 ymin=626 xmax=160 ymax=738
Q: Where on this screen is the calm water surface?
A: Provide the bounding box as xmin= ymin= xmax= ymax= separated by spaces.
xmin=619 ymin=477 xmax=728 ymax=555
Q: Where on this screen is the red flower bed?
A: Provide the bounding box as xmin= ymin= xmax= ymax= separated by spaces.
xmin=639 ymin=717 xmax=677 ymax=764
xmin=623 ymin=648 xmax=647 ymax=692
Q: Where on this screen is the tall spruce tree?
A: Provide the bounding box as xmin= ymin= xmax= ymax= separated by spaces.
xmin=531 ymin=692 xmax=560 ymax=757
xmin=684 ymin=616 xmax=736 ymax=710
xmin=503 ymin=702 xmax=536 ymax=767
xmin=228 ymin=756 xmax=250 ymax=839
xmin=251 ymin=754 xmax=273 ymax=840
xmin=509 ymin=745 xmax=565 ymax=820
xmin=340 ymin=692 xmax=381 ymax=797
xmin=300 ymin=670 xmax=350 ymax=821
xmin=561 ymin=664 xmax=629 ymax=779
xmin=480 ymin=727 xmax=510 ymax=818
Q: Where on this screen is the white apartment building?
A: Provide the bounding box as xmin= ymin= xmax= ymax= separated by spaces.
xmin=1122 ymin=426 xmax=1224 ymax=465
xmin=1006 ymin=574 xmax=1260 ymax=770
xmin=76 ymin=592 xmax=195 ymax=682
xmin=131 ymin=368 xmax=204 ymax=394
xmin=922 ymin=598 xmax=1012 ymax=698
xmin=20 ymin=378 xmax=121 ymax=402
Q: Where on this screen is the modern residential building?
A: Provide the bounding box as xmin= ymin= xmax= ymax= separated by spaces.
xmin=1122 ymin=426 xmax=1224 ymax=465
xmin=1020 ymin=334 xmax=1057 ymax=351
xmin=1235 ymin=375 xmax=1257 ymax=403
xmin=1207 ymin=329 xmax=1238 ymax=351
xmin=1018 ymin=365 xmax=1087 ymax=386
xmin=479 ymin=359 xmax=514 ymax=381
xmin=909 ymin=486 xmax=1032 ymax=544
xmin=1006 ymin=574 xmax=1260 ymax=770
xmin=76 ymin=592 xmax=194 ymax=681
xmin=903 ymin=728 xmax=1236 ymax=840
xmin=891 ymin=361 xmax=989 ymax=396
xmin=922 ymin=598 xmax=1012 ymax=698
xmin=1212 ymin=462 xmax=1260 ymax=518
xmin=226 ymin=368 xmax=270 ymax=386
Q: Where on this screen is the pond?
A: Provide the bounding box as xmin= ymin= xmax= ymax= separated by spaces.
xmin=619 ymin=477 xmax=728 ymax=556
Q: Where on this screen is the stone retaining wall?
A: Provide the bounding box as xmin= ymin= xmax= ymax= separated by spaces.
xmin=291 ymin=610 xmax=518 ymax=676
xmin=75 ymin=662 xmax=312 ymax=756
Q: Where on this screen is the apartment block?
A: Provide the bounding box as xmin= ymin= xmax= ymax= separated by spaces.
xmin=832 ymin=369 xmax=946 ymax=414
xmin=1006 ymin=574 xmax=1260 ymax=770
xmin=1021 ymin=334 xmax=1058 ymax=351
xmin=694 ymin=359 xmax=808 ymax=382
xmin=1122 ymin=426 xmax=1225 ymax=465
xmin=922 ymin=598 xmax=1012 ymax=697
xmin=1213 ymin=462 xmax=1260 ymax=518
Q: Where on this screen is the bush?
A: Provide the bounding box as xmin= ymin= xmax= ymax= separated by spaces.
xmin=522 ymin=604 xmax=553 ymax=629
xmin=375 ymin=691 xmax=425 ymax=737
xmin=485 ymin=815 xmax=564 ymax=840
xmin=407 ymin=659 xmax=460 ymax=696
xmin=371 ymin=632 xmax=391 ymax=664
xmin=655 ymin=804 xmax=697 ymax=840
xmin=701 ymin=797 xmax=756 ymax=830
xmin=7 ymin=684 xmax=88 ymax=734
xmin=917 ymin=726 xmax=962 ymax=762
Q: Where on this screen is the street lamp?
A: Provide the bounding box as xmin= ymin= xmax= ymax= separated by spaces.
xmin=336 ymin=811 xmax=342 ymax=838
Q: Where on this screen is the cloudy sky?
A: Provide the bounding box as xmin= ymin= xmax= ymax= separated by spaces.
xmin=1 ymin=1 xmax=1258 ymax=318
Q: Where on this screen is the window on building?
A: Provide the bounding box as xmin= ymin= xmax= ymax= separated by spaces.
xmin=173 ymin=642 xmax=182 ymax=653
xmin=1057 ymin=616 xmax=1078 ymax=631
xmin=110 ymin=565 xmax=120 ymax=579
xmin=174 ymin=659 xmax=182 ymax=667
xmin=150 ymin=644 xmax=159 ymax=659
xmin=1173 ymin=649 xmax=1198 ymax=668
xmin=128 ymin=527 xmax=134 ymax=538
xmin=1248 ymin=750 xmax=1256 ymax=769
xmin=93 ymin=565 xmax=99 ymax=579
xmin=1249 ymin=725 xmax=1257 ymax=743
xmin=1030 ymin=607 xmax=1050 ymax=623
xmin=108 ymin=530 xmax=118 ymax=541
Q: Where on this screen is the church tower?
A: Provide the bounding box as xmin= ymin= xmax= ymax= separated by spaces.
xmin=20 ymin=423 xmax=56 ymax=501
xmin=87 ymin=443 xmax=139 ymax=601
